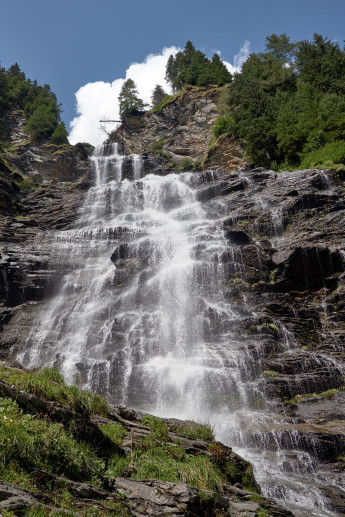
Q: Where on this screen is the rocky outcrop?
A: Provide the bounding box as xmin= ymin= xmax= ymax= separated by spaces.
xmin=113 ymin=478 xmax=294 ymax=517
xmin=3 ymin=111 xmax=93 ymax=184
xmin=109 ymin=86 xmax=246 ymax=171
xmin=7 ymin=139 xmax=91 ymax=184
xmin=202 ymin=134 xmax=245 ymax=171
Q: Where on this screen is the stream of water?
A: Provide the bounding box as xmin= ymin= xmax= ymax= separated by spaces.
xmin=18 ymin=144 xmax=340 ymax=517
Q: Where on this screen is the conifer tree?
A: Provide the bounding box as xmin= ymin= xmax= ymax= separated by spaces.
xmin=151 ymin=85 xmax=168 ymax=108
xmin=118 ymin=78 xmax=146 ymax=120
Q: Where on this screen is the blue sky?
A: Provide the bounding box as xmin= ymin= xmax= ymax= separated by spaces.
xmin=1 ymin=0 xmax=345 ymax=144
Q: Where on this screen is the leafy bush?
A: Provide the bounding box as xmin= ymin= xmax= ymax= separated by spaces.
xmin=212 ymin=115 xmax=236 ymax=138
xmin=149 ymin=139 xmax=164 ymax=153
xmin=181 ymin=157 xmax=193 ymax=170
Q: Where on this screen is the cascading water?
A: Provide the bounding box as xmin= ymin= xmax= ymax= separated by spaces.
xmin=18 ymin=144 xmax=341 ymax=517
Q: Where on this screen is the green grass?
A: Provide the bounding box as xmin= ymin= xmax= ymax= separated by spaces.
xmin=286 ymin=386 xmax=345 ymax=404
xmin=0 ymin=398 xmax=103 ymax=483
xmin=101 ymin=423 xmax=126 ymax=445
xmin=175 ymin=422 xmax=214 ymax=441
xmin=0 ymin=366 xmax=108 ymax=417
xmin=300 ymin=140 xmax=345 ymax=170
xmin=130 ymin=446 xmax=225 ymax=491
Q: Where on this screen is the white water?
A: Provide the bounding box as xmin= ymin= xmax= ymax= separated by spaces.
xmin=19 ymin=144 xmax=341 ymax=517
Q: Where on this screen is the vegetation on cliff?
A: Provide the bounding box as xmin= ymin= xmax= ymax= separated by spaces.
xmin=222 ymin=33 xmax=345 ymax=171
xmin=118 ymin=79 xmax=147 ymax=120
xmin=0 ymin=62 xmax=68 ymax=144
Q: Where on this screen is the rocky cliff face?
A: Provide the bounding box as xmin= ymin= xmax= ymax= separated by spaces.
xmin=109 ymin=85 xmax=245 ymax=171
xmin=0 ymin=113 xmax=92 ymax=358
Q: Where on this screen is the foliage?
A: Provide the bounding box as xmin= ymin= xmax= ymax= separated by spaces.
xmin=118 ymin=78 xmax=147 ymax=120
xmin=226 ymin=32 xmax=345 ymax=169
xmin=100 ymin=422 xmax=126 ymax=445
xmin=165 ymin=41 xmax=231 ymax=91
xmin=141 ymin=414 xmax=169 ymax=442
xmin=15 ymin=177 xmax=35 ymax=191
xmin=176 ymin=422 xmax=214 ymax=441
xmin=150 ymin=84 xmax=168 ymax=108
xmin=0 ymin=398 xmax=103 ymax=482
xmin=50 ymin=121 xmax=69 ymax=145
xmin=0 ymin=364 xmax=262 ymax=514
xmin=0 ymin=366 xmax=108 ymax=417
xmin=0 ymin=62 xmax=63 ymax=143
xmin=300 ymin=140 xmax=345 ymax=169
xmin=212 ymin=115 xmax=235 ymax=138
xmin=130 ymin=446 xmax=225 ymax=491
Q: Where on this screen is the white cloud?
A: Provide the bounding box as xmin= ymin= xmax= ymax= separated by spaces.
xmin=69 ymin=46 xmax=179 ymax=146
xmin=223 ymin=40 xmax=251 ymax=74
xmin=69 ymin=42 xmax=251 ymax=146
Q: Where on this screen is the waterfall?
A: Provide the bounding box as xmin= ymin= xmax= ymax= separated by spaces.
xmin=18 ymin=144 xmax=338 ymax=517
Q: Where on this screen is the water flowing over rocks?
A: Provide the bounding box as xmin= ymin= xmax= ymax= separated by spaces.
xmin=0 ymin=141 xmax=345 ymax=516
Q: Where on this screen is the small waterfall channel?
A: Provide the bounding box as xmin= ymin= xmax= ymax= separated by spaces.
xmin=19 ymin=144 xmax=340 ymax=517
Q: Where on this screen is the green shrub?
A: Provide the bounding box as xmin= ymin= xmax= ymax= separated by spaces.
xmin=192 ymin=160 xmax=201 ymax=170
xmin=212 ymin=115 xmax=235 ymax=138
xmin=149 ymin=139 xmax=164 ymax=153
xmin=300 ymin=140 xmax=345 ymax=169
xmin=181 ymin=157 xmax=193 ymax=170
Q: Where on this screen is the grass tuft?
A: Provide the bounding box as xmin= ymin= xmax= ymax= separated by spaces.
xmin=0 ymin=366 xmax=108 ymax=417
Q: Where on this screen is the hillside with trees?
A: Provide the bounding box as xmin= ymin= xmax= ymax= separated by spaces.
xmin=0 ymin=62 xmax=68 ymax=144
xmin=220 ymin=33 xmax=345 ymax=170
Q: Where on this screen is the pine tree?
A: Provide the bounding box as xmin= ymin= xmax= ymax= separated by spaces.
xmin=50 ymin=121 xmax=69 ymax=144
xmin=151 ymin=85 xmax=168 ymax=108
xmin=118 ymin=78 xmax=146 ymax=120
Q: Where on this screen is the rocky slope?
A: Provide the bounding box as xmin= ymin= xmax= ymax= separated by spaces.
xmin=109 ymin=85 xmax=246 ymax=171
